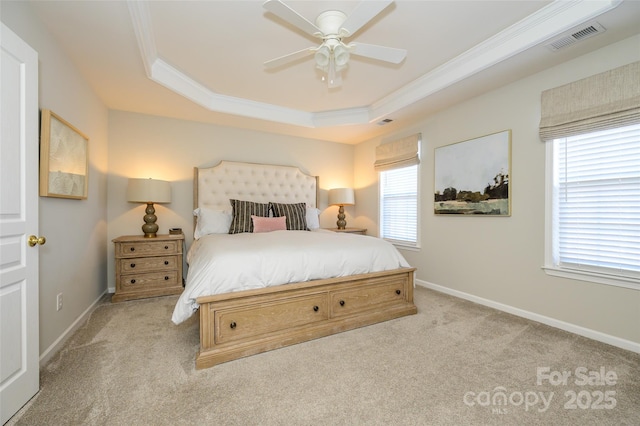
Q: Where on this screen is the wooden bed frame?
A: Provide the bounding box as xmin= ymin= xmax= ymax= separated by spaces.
xmin=192 ymin=161 xmax=417 ymax=369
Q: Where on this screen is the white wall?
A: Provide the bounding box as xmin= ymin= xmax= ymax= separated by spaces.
xmin=1 ymin=2 xmax=109 ymax=358
xmin=106 ymin=111 xmax=355 ymax=291
xmin=355 ymin=35 xmax=640 ymax=348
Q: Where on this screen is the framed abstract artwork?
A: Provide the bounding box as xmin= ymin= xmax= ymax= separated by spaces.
xmin=434 ymin=130 xmax=511 ymax=216
xmin=39 ymin=109 xmax=89 ymax=199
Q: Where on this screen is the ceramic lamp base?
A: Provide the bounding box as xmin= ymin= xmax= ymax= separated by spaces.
xmin=142 ymin=202 xmax=159 ymax=238
xmin=336 ymin=205 xmax=347 ymax=229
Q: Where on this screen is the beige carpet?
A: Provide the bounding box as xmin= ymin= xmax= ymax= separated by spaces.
xmin=8 ymin=286 xmax=640 ymax=425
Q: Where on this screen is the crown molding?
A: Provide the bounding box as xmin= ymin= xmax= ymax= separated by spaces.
xmin=371 ymin=0 xmax=621 ymax=119
xmin=127 ymin=0 xmax=156 ymax=78
xmin=127 ymin=0 xmax=621 ymax=129
xmin=151 ymin=58 xmax=314 ymax=126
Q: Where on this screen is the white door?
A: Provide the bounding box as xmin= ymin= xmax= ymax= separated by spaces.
xmin=0 ymin=23 xmax=40 ymax=424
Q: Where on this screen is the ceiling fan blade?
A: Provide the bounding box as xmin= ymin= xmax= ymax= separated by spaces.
xmin=263 ymin=0 xmax=322 ymax=38
xmin=264 ymin=47 xmax=316 ymax=69
xmin=349 ymin=42 xmax=406 ymax=64
xmin=340 ymin=0 xmax=393 ymax=37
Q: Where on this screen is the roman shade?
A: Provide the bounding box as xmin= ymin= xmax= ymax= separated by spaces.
xmin=374 ymin=133 xmax=421 ymax=171
xmin=539 ymin=61 xmax=640 ymax=141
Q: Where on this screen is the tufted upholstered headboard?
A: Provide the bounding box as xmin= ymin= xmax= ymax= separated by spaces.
xmin=194 ymin=161 xmax=318 ymax=212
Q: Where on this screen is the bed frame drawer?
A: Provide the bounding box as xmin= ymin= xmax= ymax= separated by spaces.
xmin=214 ymin=294 xmax=328 ymax=344
xmin=330 ymin=278 xmax=408 ymax=318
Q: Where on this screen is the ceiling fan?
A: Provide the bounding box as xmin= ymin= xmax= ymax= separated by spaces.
xmin=263 ymin=0 xmax=407 ymax=88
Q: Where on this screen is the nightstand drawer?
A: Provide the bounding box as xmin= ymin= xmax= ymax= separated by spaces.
xmin=116 ymin=240 xmax=180 ymax=257
xmin=120 ymin=270 xmax=180 ymax=291
xmin=120 ymin=255 xmax=178 ymax=273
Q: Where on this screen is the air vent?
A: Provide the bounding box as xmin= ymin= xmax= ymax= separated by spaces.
xmin=545 ymin=22 xmax=606 ymax=51
xmin=377 ymin=118 xmax=394 ymax=125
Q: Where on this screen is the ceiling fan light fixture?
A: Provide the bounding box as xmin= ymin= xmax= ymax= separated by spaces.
xmin=333 ymin=44 xmax=350 ymax=68
xmin=263 ymin=0 xmax=403 ymax=88
xmin=314 ymin=45 xmax=331 ymax=70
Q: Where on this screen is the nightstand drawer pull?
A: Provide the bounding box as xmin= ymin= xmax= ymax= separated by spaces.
xmin=164 ymin=276 xmax=169 ymax=280
xmin=313 ymin=305 xmax=319 ymax=312
xmin=396 ymin=289 xmax=401 ymax=295
xmin=130 ymin=279 xmax=136 ymax=284
xmin=230 ymin=321 xmax=237 ymax=329
xmin=164 ymin=261 xmax=169 ymax=265
xmin=339 ymin=300 xmax=345 ymax=306
xmin=130 ymin=263 xmax=136 ymax=268
xmin=130 ymin=247 xmax=135 ymax=252
xmin=164 ymin=245 xmax=169 ymax=250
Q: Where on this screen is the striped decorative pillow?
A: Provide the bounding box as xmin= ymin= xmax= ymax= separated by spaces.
xmin=228 ymin=199 xmax=269 ymax=234
xmin=269 ymin=202 xmax=308 ymax=231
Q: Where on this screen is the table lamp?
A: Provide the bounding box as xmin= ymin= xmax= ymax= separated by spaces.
xmin=328 ymin=188 xmax=355 ymax=229
xmin=127 ymin=178 xmax=171 ymax=238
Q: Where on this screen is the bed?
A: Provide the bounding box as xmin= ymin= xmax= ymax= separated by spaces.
xmin=174 ymin=161 xmax=417 ymax=369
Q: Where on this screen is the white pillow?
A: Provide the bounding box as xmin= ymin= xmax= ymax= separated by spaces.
xmin=194 ymin=207 xmax=232 ymax=239
xmin=306 ymin=207 xmax=320 ymax=230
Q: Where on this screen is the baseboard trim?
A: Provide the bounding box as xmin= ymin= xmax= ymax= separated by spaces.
xmin=416 ymin=280 xmax=640 ymax=354
xmin=39 ymin=290 xmax=108 ymax=367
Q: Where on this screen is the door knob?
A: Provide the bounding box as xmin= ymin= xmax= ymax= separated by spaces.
xmin=28 ymin=235 xmax=46 ymax=247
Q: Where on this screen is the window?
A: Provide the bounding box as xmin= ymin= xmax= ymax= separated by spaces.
xmin=375 ymin=134 xmax=420 ymax=248
xmin=379 ymin=164 xmax=419 ymax=247
xmin=545 ymin=123 xmax=640 ymax=288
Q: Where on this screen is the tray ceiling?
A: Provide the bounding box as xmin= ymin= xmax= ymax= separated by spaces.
xmin=26 ymin=0 xmax=640 ymax=143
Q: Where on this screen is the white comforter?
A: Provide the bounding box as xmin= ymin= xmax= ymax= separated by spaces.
xmin=171 ymin=230 xmax=410 ymax=324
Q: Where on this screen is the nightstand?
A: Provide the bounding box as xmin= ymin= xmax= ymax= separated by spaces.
xmin=112 ymin=234 xmax=184 ymax=302
xmin=323 ymin=227 xmax=367 ymax=235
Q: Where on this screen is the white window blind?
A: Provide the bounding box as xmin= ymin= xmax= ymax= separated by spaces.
xmin=380 ymin=165 xmax=418 ymax=246
xmin=552 ymin=123 xmax=640 ymax=280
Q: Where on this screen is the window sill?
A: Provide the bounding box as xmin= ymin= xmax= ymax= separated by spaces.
xmin=389 ymin=242 xmax=420 ymax=252
xmin=542 ymin=266 xmax=639 ymax=291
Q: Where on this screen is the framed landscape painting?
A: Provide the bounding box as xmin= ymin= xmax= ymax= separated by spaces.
xmin=40 ymin=109 xmax=89 ymax=199
xmin=434 ymin=130 xmax=511 ymax=216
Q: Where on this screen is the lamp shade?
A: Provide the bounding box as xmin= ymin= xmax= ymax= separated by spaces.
xmin=127 ymin=178 xmax=171 ymax=204
xmin=328 ymin=188 xmax=355 ymax=206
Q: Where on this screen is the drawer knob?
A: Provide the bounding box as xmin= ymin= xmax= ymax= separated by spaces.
xmin=339 ymin=300 xmax=345 ymax=307
xmin=130 ymin=279 xmax=136 ymax=284
xmin=130 ymin=263 xmax=136 ymax=268
xmin=164 ymin=261 xmax=169 ymax=265
xmin=130 ymin=247 xmax=135 ymax=252
xmin=230 ymin=321 xmax=237 ymax=329
xmin=164 ymin=245 xmax=169 ymax=250
xmin=395 ymin=289 xmax=401 ymax=295
xmin=164 ymin=276 xmax=169 ymax=280
xmin=313 ymin=305 xmax=319 ymax=312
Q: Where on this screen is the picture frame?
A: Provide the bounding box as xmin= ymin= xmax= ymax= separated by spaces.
xmin=39 ymin=109 xmax=89 ymax=199
xmin=434 ymin=129 xmax=511 ymax=216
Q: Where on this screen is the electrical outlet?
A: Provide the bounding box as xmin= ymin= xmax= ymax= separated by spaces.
xmin=56 ymin=293 xmax=63 ymax=311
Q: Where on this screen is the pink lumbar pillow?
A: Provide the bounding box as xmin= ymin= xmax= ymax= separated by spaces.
xmin=251 ymin=215 xmax=287 ymax=233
